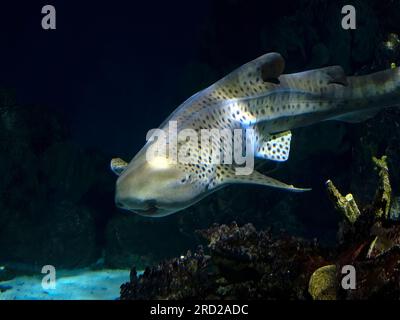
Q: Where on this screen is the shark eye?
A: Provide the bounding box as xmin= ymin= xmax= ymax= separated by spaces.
xmin=180 ymin=174 xmax=192 ymax=184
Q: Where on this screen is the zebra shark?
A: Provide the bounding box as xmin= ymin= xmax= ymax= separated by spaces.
xmin=111 ymin=52 xmax=400 ymax=217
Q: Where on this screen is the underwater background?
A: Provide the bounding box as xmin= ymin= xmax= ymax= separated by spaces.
xmin=1 ymin=0 xmax=400 ymax=299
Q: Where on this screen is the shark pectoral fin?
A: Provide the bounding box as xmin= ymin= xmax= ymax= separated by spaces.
xmin=329 ymin=108 xmax=381 ymax=123
xmin=218 ymin=167 xmax=310 ymax=192
xmin=256 ymin=130 xmax=292 ymax=162
xmin=110 ymin=158 xmax=128 ymax=176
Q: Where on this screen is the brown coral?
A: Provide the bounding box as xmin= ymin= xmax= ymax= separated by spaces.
xmin=120 ymin=155 xmax=400 ymax=300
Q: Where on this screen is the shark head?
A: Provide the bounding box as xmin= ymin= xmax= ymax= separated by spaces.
xmin=113 ymin=151 xmax=205 ymax=217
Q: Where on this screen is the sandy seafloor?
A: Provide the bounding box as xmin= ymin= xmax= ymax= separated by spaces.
xmin=0 ymin=269 xmax=132 ymax=300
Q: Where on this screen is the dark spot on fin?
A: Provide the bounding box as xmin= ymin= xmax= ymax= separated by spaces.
xmin=261 ymin=52 xmax=285 ymax=82
xmin=263 ymin=77 xmax=280 ymax=84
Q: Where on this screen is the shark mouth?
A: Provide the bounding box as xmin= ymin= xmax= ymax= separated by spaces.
xmin=132 ymin=204 xmax=159 ymax=216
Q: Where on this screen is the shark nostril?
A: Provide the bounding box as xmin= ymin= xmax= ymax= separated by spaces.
xmin=115 ymin=198 xmax=125 ymax=208
xmin=145 ymin=199 xmax=157 ymax=208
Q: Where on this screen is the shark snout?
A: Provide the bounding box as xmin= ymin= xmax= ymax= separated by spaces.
xmin=113 ymin=154 xmax=197 ymax=217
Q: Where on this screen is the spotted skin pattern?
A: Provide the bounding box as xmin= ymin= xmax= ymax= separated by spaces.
xmin=154 ymin=53 xmax=400 ymax=189
xmin=114 ymin=53 xmax=400 ymax=216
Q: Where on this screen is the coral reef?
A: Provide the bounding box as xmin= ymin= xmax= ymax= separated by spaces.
xmin=120 ymin=156 xmax=400 ymax=300
xmin=319 ymin=156 xmax=400 ymax=300
xmin=308 ymin=264 xmax=337 ymax=300
xmin=121 ymin=249 xmax=212 ymax=300
xmin=120 ymin=223 xmax=328 ymax=300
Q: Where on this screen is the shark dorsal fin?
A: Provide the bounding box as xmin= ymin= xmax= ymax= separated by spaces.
xmin=110 ymin=158 xmax=128 ymax=176
xmin=208 ymin=52 xmax=286 ymax=100
xmin=261 ymin=52 xmax=285 ymax=83
xmin=326 ymin=66 xmax=348 ymax=86
xmin=158 ymin=53 xmax=287 ymax=128
xmin=278 ymin=65 xmax=348 ymax=92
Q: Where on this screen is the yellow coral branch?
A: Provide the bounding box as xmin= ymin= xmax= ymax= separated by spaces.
xmin=326 ymin=180 xmax=361 ymax=224
xmin=372 ymin=156 xmax=392 ymax=219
